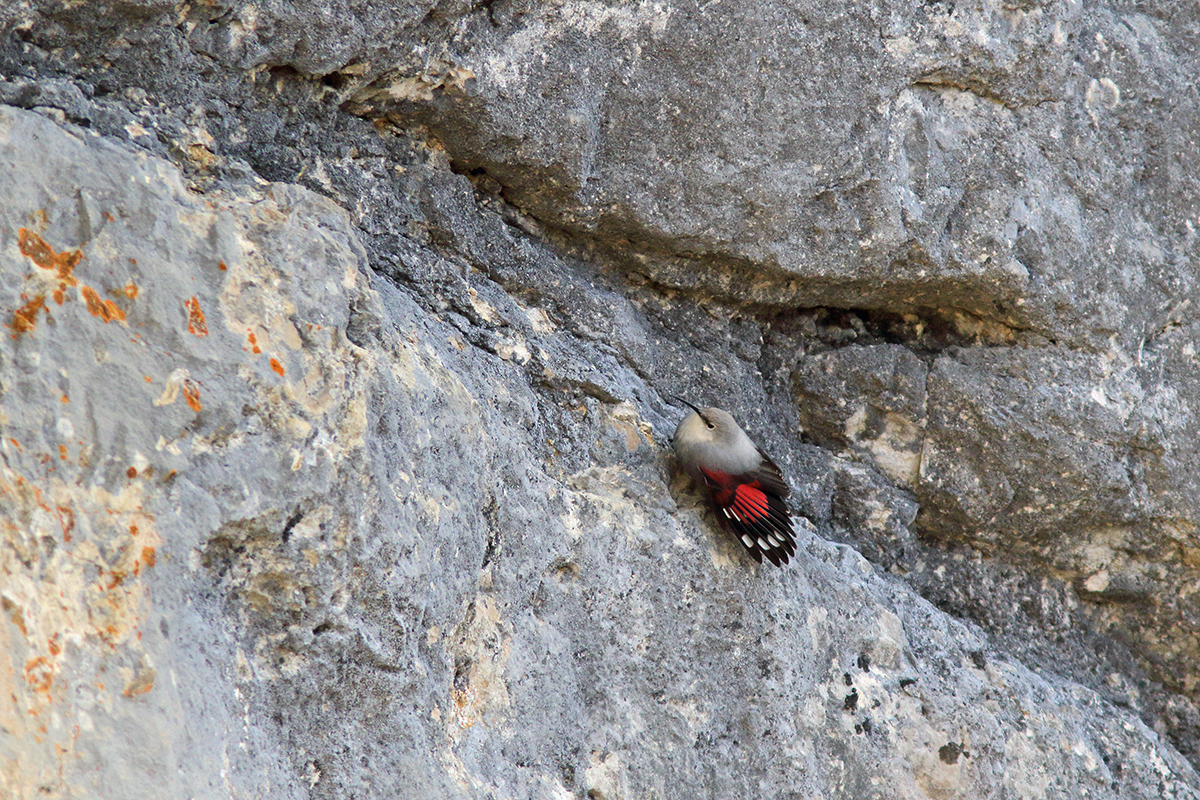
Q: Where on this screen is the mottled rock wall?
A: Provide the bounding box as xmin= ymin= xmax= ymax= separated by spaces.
xmin=1 ymin=0 xmax=1199 ymax=798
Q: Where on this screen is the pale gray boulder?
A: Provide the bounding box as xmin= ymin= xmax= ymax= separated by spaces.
xmin=2 ymin=0 xmax=1200 ymax=794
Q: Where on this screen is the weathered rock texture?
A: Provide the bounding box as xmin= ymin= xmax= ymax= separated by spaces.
xmin=1 ymin=0 xmax=1199 ymax=798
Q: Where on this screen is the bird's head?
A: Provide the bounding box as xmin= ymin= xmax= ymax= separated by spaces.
xmin=672 ymin=398 xmax=741 ymax=446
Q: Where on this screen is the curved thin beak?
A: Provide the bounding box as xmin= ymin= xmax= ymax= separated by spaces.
xmin=670 ymin=395 xmax=704 ymax=415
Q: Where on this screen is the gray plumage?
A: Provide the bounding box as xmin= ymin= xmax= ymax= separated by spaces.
xmin=672 ymin=407 xmax=762 ymax=479
xmin=671 ymin=403 xmax=797 ymax=567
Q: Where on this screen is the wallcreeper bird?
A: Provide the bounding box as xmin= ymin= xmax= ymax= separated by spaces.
xmin=671 ymin=400 xmax=797 ymax=567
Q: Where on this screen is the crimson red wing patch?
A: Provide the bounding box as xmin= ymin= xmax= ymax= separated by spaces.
xmin=698 ymin=468 xmax=797 ymax=566
xmin=732 ymin=483 xmax=770 ymax=520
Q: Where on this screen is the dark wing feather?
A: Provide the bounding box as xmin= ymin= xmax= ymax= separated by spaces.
xmin=754 ymin=449 xmax=791 ymax=498
xmin=703 ymin=462 xmax=797 ymax=566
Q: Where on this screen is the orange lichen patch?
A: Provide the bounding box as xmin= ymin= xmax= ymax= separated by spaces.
xmin=80 ymin=286 xmax=126 ymax=323
xmin=9 ymin=437 xmax=21 ymax=450
xmin=122 ymin=668 xmax=156 ymax=697
xmin=18 ymin=228 xmax=82 ymax=285
xmin=141 ymin=547 xmax=156 ymax=568
xmin=122 ymin=282 xmax=139 ymax=299
xmin=58 ymin=444 xmax=68 ymax=461
xmin=56 ymin=506 xmax=75 ymax=542
xmin=2 ymin=444 xmax=163 ymax=773
xmin=3 ymin=472 xmax=162 ymax=647
xmin=246 ymin=330 xmax=261 ymax=354
xmin=5 ymin=478 xmax=55 ymax=512
xmin=126 ymin=467 xmax=137 ymax=479
xmin=270 ymin=357 xmax=285 ymax=376
xmin=0 ymin=458 xmax=166 ymax=768
xmin=24 ymin=657 xmax=54 ymax=694
xmin=144 ymin=375 xmax=152 ymax=383
xmin=61 ymin=394 xmax=69 ymax=403
xmin=11 ymin=294 xmax=48 ymax=335
xmin=103 ymin=212 xmax=114 ymax=222
xmin=80 ymin=287 xmax=105 ymax=317
xmin=185 ymin=296 xmax=208 ymax=336
xmin=182 ymin=380 xmax=202 ymax=412
xmin=218 ymin=260 xmax=227 ymax=271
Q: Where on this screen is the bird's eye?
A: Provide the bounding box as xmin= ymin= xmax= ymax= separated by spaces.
xmin=706 ymin=422 xmax=715 ymax=429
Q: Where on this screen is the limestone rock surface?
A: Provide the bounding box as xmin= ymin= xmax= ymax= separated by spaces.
xmin=2 ymin=0 xmax=1200 ymax=798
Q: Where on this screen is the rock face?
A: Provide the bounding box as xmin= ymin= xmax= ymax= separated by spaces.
xmin=1 ymin=0 xmax=1199 ymax=798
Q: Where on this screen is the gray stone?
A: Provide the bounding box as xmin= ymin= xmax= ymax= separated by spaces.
xmin=346 ymin=0 xmax=1199 ymax=351
xmin=0 ymin=100 xmax=1194 ymax=800
xmin=2 ymin=0 xmax=1200 ymax=794
xmin=793 ymin=343 xmax=929 ymax=488
xmin=792 ymin=335 xmax=1200 ymax=731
